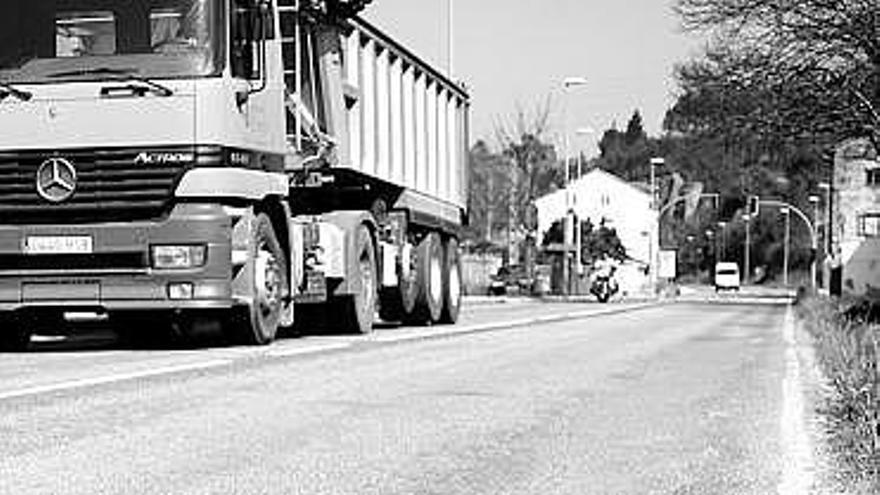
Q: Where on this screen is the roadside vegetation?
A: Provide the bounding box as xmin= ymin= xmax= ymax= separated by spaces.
xmin=797 ymin=295 xmax=880 ymax=492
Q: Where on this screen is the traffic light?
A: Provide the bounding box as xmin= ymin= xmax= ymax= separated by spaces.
xmin=748 ymin=195 xmax=760 ymax=217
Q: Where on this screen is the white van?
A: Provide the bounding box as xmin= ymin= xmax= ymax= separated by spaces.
xmin=714 ymin=262 xmax=741 ymax=292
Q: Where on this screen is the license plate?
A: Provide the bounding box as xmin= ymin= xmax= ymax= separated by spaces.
xmin=24 ymin=236 xmax=93 ymax=255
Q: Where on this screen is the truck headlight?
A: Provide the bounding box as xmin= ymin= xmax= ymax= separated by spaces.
xmin=152 ymin=245 xmax=207 ymax=269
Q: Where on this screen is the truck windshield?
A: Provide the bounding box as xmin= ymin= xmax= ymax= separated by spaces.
xmin=0 ymin=0 xmax=222 ymax=83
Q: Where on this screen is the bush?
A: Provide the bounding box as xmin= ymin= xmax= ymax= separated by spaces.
xmin=797 ymin=296 xmax=880 ymax=489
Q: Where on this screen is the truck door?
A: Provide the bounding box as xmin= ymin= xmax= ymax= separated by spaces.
xmin=229 ymin=0 xmax=285 ymax=151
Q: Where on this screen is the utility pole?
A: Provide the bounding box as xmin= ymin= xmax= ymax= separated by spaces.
xmin=561 ymin=77 xmax=587 ymax=296
xmin=485 ymin=173 xmax=493 ymax=243
xmin=507 ymin=159 xmax=516 ymax=265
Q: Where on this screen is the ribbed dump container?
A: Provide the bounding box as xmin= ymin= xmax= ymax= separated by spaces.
xmin=341 ymin=18 xmax=469 ymax=210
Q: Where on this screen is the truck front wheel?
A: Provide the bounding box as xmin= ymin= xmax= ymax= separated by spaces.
xmin=228 ymin=213 xmax=288 ymax=345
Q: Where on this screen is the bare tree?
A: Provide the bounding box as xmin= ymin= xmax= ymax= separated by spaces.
xmin=674 ymin=0 xmax=880 ymax=146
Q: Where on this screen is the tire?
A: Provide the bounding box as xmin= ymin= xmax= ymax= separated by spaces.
xmin=405 ymin=232 xmax=443 ymax=325
xmin=334 ymin=225 xmax=377 ymax=334
xmin=0 ymin=314 xmax=31 ymax=352
xmin=439 ymin=237 xmax=462 ymax=324
xmin=227 ymin=212 xmax=288 ymax=345
xmin=379 ymin=241 xmax=418 ymax=322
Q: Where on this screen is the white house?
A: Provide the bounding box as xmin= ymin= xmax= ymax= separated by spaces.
xmin=535 ymin=168 xmax=658 ymax=295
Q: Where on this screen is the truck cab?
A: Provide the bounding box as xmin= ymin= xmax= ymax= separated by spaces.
xmin=0 ymin=0 xmax=468 ymax=350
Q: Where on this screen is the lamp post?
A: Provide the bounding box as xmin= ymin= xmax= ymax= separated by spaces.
xmin=717 ymin=221 xmax=727 ymax=260
xmin=561 ymin=76 xmax=587 ymax=295
xmin=780 ymin=206 xmax=791 ymax=286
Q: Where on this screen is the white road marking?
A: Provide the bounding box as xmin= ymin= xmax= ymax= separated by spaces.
xmin=0 ymin=359 xmax=232 ymax=402
xmin=373 ymin=303 xmax=657 ymax=343
xmin=778 ymin=304 xmax=813 ymax=495
xmin=265 ymin=342 xmax=353 ymax=358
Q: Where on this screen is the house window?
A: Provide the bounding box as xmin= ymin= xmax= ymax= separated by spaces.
xmin=867 ymin=168 xmax=880 ymax=186
xmin=858 ymin=213 xmax=880 ymax=237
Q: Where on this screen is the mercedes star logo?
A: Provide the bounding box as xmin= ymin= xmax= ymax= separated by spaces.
xmin=36 ymin=157 xmax=77 ymax=203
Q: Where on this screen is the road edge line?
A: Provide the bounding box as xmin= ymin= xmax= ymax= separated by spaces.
xmin=373 ymin=302 xmax=662 ymax=344
xmin=0 ymin=359 xmax=232 ymax=402
xmin=777 ymin=303 xmax=814 ymax=495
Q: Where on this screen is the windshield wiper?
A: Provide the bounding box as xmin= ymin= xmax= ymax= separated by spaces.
xmin=48 ymin=67 xmax=173 ymax=97
xmin=0 ymin=81 xmax=33 ymax=102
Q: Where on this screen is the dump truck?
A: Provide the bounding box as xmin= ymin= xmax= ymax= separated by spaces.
xmin=0 ymin=0 xmax=469 ymax=349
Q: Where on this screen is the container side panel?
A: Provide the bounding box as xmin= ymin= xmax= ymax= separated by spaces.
xmin=414 ymin=73 xmax=427 ymax=193
xmin=376 ymin=48 xmax=391 ymax=180
xmin=345 ymin=32 xmax=362 ymax=170
xmin=459 ymin=102 xmax=469 ymax=207
xmin=389 ymin=57 xmax=404 ymax=184
xmin=360 ymin=39 xmax=377 ymax=176
xmin=426 ymin=81 xmax=438 ymax=197
xmin=447 ymin=97 xmax=459 ymax=206
xmin=437 ymin=88 xmax=449 ymax=202
xmin=401 ymin=64 xmax=416 ymax=189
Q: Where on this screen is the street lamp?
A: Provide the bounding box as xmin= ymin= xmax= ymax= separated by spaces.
xmin=717 ymin=221 xmax=727 ymax=260
xmin=561 ymin=76 xmax=588 ymax=295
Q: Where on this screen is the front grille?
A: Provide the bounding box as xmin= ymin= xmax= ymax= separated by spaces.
xmin=0 ymin=252 xmax=147 ymax=271
xmin=0 ymin=148 xmax=190 ymax=224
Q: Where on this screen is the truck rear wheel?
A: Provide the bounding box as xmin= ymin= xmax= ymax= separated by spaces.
xmin=379 ymin=241 xmax=418 ymax=322
xmin=334 ymin=225 xmax=377 ymax=334
xmin=0 ymin=314 xmax=31 ymax=352
xmin=406 ymin=232 xmax=443 ymax=325
xmin=228 ymin=213 xmax=288 ymax=345
xmin=439 ymin=237 xmax=462 ymax=324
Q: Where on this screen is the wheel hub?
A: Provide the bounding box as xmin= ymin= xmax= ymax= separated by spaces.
xmin=255 ymin=247 xmax=281 ymax=317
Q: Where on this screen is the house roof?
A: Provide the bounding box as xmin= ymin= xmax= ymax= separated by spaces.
xmin=540 ymin=167 xmax=651 ymax=201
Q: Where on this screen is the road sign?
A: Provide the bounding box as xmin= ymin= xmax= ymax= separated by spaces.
xmin=659 ymin=249 xmax=677 ymax=279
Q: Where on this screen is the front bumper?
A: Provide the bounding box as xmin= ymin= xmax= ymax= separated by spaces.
xmin=0 ymin=203 xmax=235 ymax=313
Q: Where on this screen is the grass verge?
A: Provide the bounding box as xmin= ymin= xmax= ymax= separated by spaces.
xmin=796 ymin=295 xmax=880 ymax=492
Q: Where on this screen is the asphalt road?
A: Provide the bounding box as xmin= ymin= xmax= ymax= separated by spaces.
xmin=0 ymin=299 xmax=814 ymax=495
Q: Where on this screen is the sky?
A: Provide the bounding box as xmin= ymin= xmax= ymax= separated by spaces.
xmin=364 ymin=0 xmax=703 ymax=157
